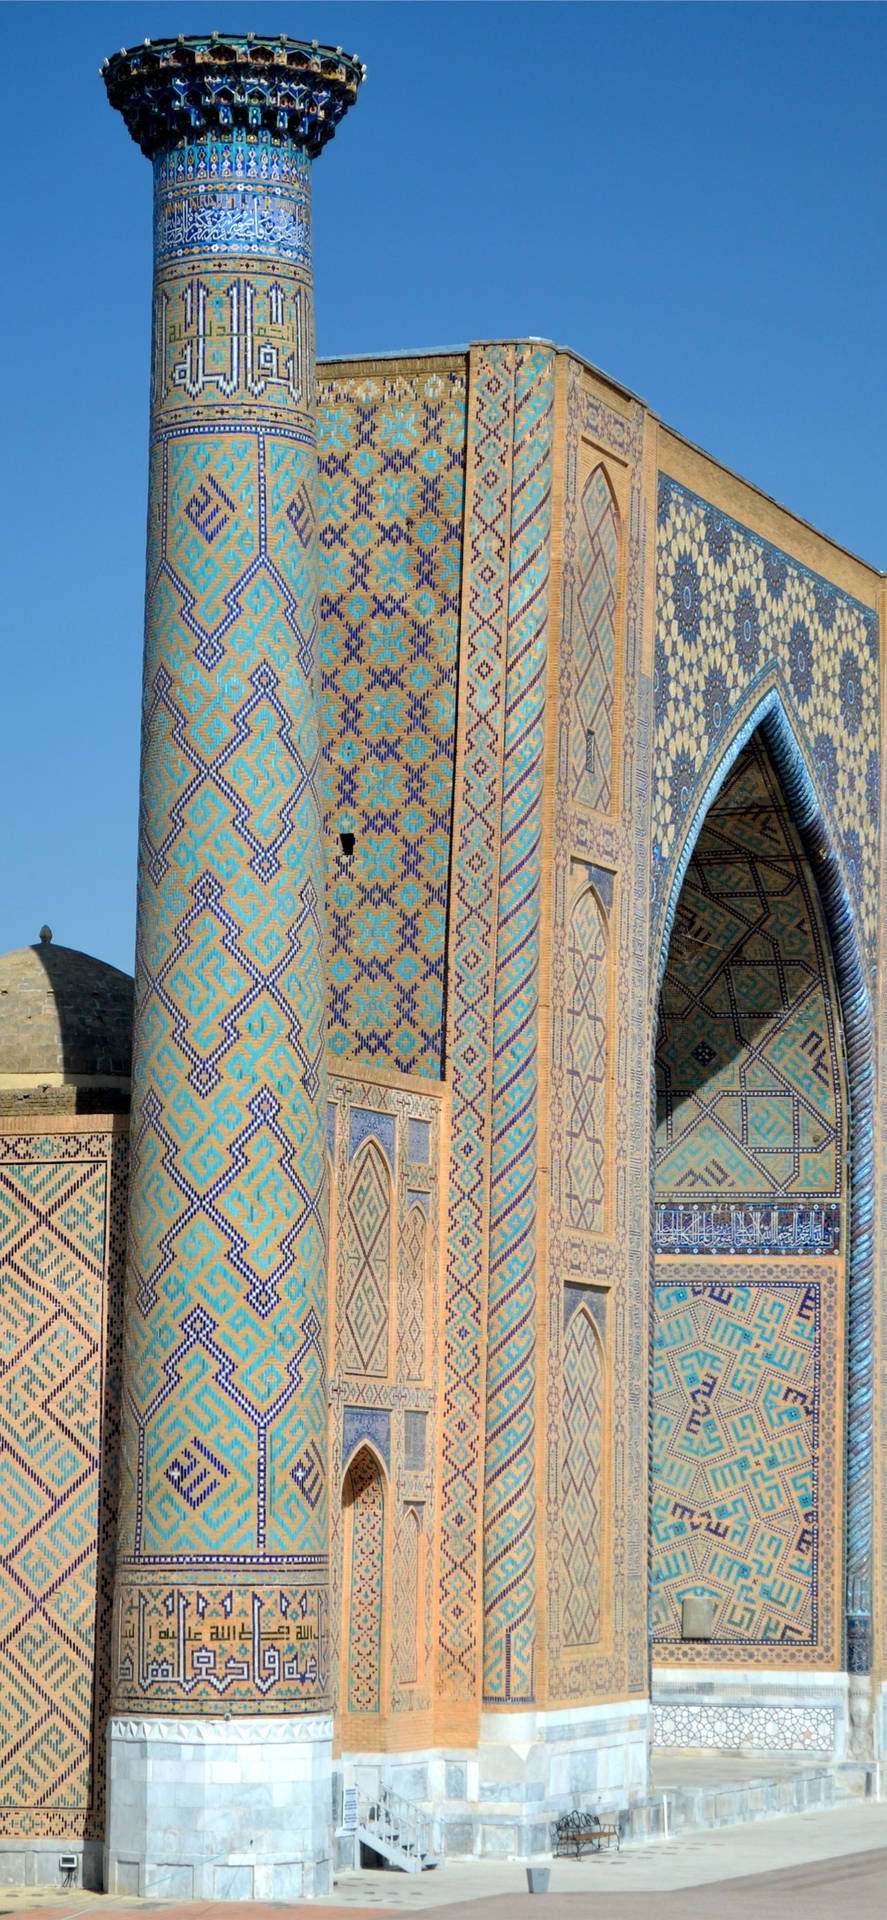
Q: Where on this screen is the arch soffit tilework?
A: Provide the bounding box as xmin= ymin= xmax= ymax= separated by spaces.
xmin=342 ymin=1439 xmax=389 ymax=1491
xmin=651 ymin=684 xmax=875 ymax=1669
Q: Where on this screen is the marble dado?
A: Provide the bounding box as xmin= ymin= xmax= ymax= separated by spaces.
xmin=109 ymin=1714 xmax=333 ymax=1743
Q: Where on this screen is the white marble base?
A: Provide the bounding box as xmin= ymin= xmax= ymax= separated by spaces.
xmin=105 ymin=1714 xmax=333 ymax=1899
xmin=0 ymin=1841 xmax=102 ymax=1891
xmin=337 ymin=1699 xmax=651 ymax=1859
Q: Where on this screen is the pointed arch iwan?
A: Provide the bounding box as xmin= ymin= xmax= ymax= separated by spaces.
xmin=652 ymin=687 xmax=874 ymax=1671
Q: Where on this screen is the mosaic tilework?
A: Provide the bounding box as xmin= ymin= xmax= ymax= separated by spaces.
xmin=439 ymin=345 xmax=516 ymax=1709
xmin=656 ymin=737 xmax=843 ymax=1229
xmin=114 ymin=128 xmax=331 ymax=1713
xmin=343 ymin=1144 xmax=391 ymax=1377
xmin=345 ymin=1449 xmax=384 ymax=1713
xmin=342 ymin=1406 xmax=391 ymax=1477
xmin=0 ymin=1129 xmax=125 ymax=1839
xmin=570 ymin=466 xmax=618 ymax=811
xmin=393 ymin=1507 xmax=421 ymax=1687
xmin=653 ymin=1701 xmax=834 ymax=1751
xmin=565 ymin=886 xmax=609 ymax=1234
xmin=654 ymin=478 xmax=880 ymax=957
xmin=560 ymin=1308 xmax=605 ymax=1648
xmin=484 ymin=346 xmax=555 ymax=1705
xmin=349 ymin=1107 xmax=396 ymax=1169
xmin=651 ymin=1267 xmax=840 ymax=1660
xmin=326 ymin=1076 xmax=439 ymax=1730
xmin=316 ymin=362 xmax=467 ymax=1075
xmin=397 ymin=1203 xmax=427 ymax=1382
xmin=546 ymin=366 xmax=653 ymax=1706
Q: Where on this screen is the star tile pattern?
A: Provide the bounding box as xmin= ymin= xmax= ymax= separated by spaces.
xmin=316 ymin=364 xmax=467 ymax=1076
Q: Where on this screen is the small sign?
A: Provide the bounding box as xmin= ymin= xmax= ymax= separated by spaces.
xmin=342 ymin=1786 xmax=358 ymax=1832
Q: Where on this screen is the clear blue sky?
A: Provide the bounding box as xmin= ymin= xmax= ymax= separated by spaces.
xmin=2 ymin=2 xmax=885 ymax=973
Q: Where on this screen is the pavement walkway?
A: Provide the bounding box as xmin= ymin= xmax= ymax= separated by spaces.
xmin=3 ymin=1797 xmax=887 ymax=1920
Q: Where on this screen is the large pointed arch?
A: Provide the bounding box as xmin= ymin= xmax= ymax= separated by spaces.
xmin=652 ymin=685 xmax=874 ymax=1670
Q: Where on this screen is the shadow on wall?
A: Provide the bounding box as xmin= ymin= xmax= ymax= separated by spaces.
xmin=655 ymin=738 xmax=843 ymax=1207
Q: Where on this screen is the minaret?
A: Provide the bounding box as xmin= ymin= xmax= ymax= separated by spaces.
xmin=103 ymin=35 xmax=361 ymax=1899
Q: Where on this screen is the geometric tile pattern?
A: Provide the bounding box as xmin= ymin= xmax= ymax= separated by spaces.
xmin=656 ymin=736 xmax=843 ymax=1226
xmin=115 ymin=130 xmax=330 ymax=1713
xmin=343 ymin=1144 xmax=391 ymax=1377
xmin=653 ymin=1701 xmax=835 ymax=1751
xmin=316 ymin=364 xmax=467 ymax=1075
xmin=570 ymin=466 xmax=618 ymax=811
xmin=346 ymin=1448 xmax=384 ymax=1714
xmin=397 ymin=1203 xmax=427 ymax=1383
xmin=439 ymin=345 xmax=516 ymax=1707
xmin=654 ymin=477 xmax=880 ymax=957
xmin=0 ymin=1130 xmax=124 ymax=1839
xmin=326 ymin=1078 xmax=439 ymax=1730
xmin=393 ymin=1506 xmax=421 ymax=1688
xmin=560 ymin=1307 xmax=605 ymax=1648
xmin=485 ymin=346 xmax=555 ymax=1704
xmin=565 ymin=885 xmax=608 ymax=1234
xmin=546 ymin=367 xmax=652 ymax=1708
xmin=652 ymin=1274 xmax=832 ymax=1648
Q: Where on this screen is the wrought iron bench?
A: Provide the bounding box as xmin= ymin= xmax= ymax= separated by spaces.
xmin=552 ymin=1808 xmax=621 ymax=1856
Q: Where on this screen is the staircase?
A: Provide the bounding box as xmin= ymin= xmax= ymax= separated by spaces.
xmin=357 ymin=1786 xmax=439 ymax=1873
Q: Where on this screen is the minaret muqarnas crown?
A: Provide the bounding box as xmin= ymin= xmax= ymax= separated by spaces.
xmin=102 ymin=32 xmax=364 ymax=156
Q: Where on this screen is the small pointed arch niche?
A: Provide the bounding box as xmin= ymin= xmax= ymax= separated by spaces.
xmin=342 ymin=1444 xmax=386 ymax=1714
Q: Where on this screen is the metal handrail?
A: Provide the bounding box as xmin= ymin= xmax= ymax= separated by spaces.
xmin=359 ymin=1784 xmax=438 ymax=1866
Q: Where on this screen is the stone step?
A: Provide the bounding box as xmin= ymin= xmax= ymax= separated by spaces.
xmin=624 ymin=1762 xmax=875 ymax=1841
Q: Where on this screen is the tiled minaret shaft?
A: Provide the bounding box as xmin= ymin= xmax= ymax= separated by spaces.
xmin=102 ymin=36 xmax=361 ymax=1899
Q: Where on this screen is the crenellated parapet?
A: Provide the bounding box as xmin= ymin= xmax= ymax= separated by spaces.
xmin=102 ymin=33 xmax=363 ymax=159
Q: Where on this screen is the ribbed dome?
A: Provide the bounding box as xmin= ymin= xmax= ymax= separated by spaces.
xmin=0 ymin=942 xmax=133 ymax=1082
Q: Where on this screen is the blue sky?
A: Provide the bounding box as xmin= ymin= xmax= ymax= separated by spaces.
xmin=2 ymin=1 xmax=884 ymax=972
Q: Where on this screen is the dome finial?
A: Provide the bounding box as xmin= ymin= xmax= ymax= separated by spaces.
xmin=39 ymin=924 xmax=52 ymax=945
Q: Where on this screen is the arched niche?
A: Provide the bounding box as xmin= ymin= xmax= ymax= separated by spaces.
xmin=650 ymin=692 xmax=873 ymax=1673
xmin=565 ymin=883 xmax=610 ymax=1235
xmin=343 ymin=1139 xmax=392 ymax=1377
xmin=560 ymin=1302 xmax=607 ymax=1649
xmin=342 ymin=1444 xmax=386 ymax=1714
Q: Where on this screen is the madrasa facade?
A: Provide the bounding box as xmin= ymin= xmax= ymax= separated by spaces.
xmin=0 ymin=27 xmax=884 ymax=1900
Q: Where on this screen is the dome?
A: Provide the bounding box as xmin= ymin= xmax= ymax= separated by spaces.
xmin=0 ymin=937 xmax=133 ymax=1112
